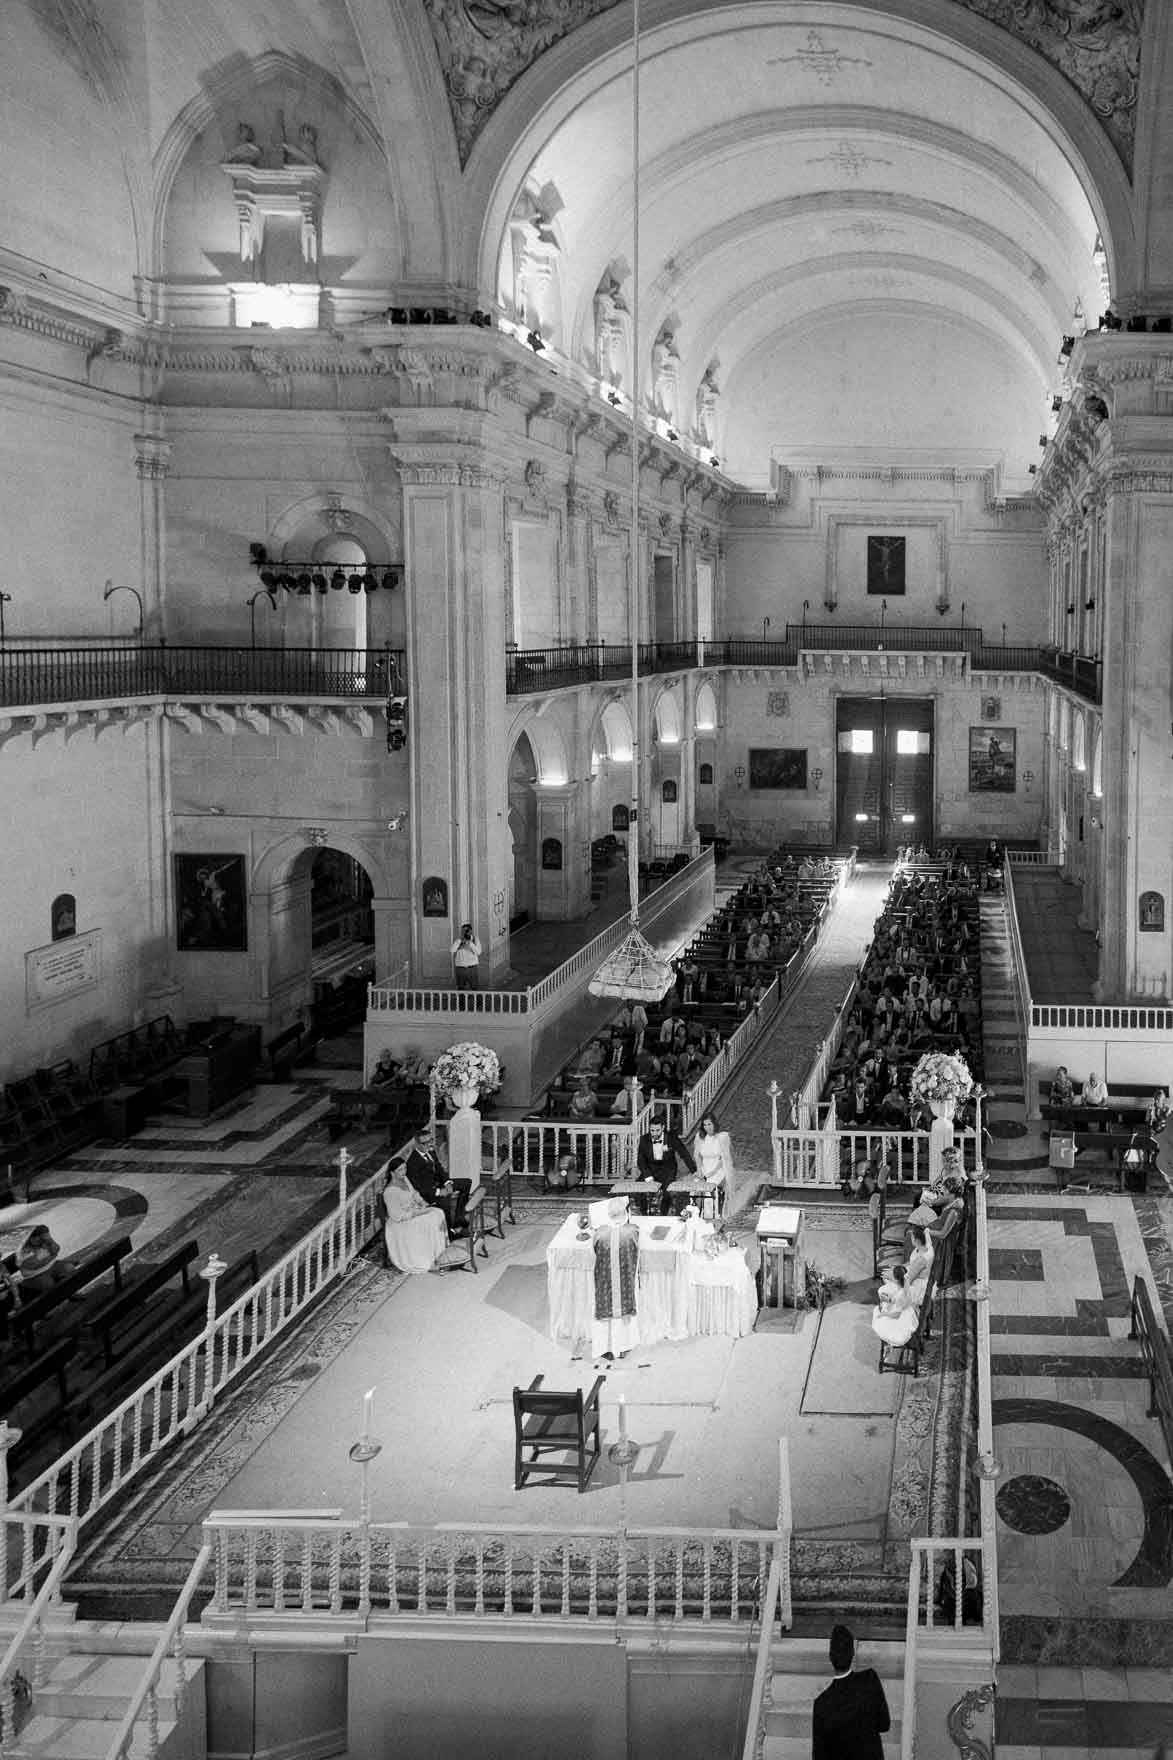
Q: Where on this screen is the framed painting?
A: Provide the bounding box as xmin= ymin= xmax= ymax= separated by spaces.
xmin=422 ymin=876 xmax=449 ymax=918
xmin=968 ymin=727 xmax=1016 ymax=793
xmin=1139 ymin=891 xmax=1165 ymax=933
xmin=175 ymin=854 xmax=247 ymax=951
xmin=749 ymin=747 xmax=808 ymax=790
xmin=867 ymin=535 xmax=906 ymax=596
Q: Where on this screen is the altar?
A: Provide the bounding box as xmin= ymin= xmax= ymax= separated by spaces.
xmin=545 ymin=1212 xmax=757 ymax=1348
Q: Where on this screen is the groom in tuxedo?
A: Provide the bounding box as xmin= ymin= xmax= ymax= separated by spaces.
xmin=811 ymin=1625 xmax=890 ymax=1760
xmin=399 ymin=1129 xmax=471 ymax=1237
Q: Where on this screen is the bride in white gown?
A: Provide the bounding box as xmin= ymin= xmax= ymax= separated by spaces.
xmin=691 ymin=1111 xmax=734 ymax=1217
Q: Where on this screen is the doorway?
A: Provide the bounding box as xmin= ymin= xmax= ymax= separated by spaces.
xmin=835 ymin=697 xmax=935 ymax=853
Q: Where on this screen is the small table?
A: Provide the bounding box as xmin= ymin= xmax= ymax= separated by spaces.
xmin=609 ymin=1178 xmax=660 ymax=1215
xmin=756 ymin=1205 xmax=804 ymax=1308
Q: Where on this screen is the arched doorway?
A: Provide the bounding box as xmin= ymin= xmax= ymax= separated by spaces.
xmin=308 ymin=846 xmax=377 ymax=1040
xmin=508 ymin=732 xmax=538 ymax=929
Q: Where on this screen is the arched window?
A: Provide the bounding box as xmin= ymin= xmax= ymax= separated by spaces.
xmin=1072 ymin=713 xmax=1086 ymax=772
xmin=1091 ymin=728 xmax=1103 ymax=795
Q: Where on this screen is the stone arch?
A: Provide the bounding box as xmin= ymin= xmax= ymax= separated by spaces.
xmin=596 ymin=696 xmax=634 ymax=761
xmin=507 ymin=706 xmax=570 ymax=785
xmin=652 ymin=685 xmax=682 ymax=748
xmin=250 ymin=830 xmax=394 ymax=1031
xmin=263 ymin=492 xmax=405 ymax=656
xmin=1072 ymin=711 xmax=1087 ymax=773
xmin=694 ymin=680 xmax=718 ymax=732
xmin=1092 ymin=726 xmax=1103 ymax=796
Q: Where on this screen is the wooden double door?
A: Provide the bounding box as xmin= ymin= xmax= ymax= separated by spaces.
xmin=834 ymin=697 xmax=935 ymax=854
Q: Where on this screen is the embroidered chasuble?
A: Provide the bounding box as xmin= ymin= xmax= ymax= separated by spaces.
xmin=593 ymin=1223 xmax=639 ymax=1320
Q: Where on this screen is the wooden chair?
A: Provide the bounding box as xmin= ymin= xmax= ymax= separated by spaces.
xmin=1119 ymin=1133 xmax=1161 ymax=1194
xmin=878 ymin=1261 xmax=940 ymax=1377
xmin=513 ymin=1373 xmax=604 ymax=1493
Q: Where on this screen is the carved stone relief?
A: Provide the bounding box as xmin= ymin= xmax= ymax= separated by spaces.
xmin=419 ymin=0 xmax=1143 ymax=170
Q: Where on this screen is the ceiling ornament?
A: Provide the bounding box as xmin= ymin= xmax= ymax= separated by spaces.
xmin=805 ymin=142 xmax=893 ymax=180
xmin=421 ymin=0 xmax=1142 ymax=171
xmin=766 ymin=29 xmax=874 ymax=86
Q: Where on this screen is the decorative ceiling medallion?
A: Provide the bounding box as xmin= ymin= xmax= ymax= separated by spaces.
xmin=767 ymin=29 xmax=874 ymax=86
xmin=806 ymin=142 xmax=893 ymax=180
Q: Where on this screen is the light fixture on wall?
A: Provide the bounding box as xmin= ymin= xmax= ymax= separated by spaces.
xmin=810 ymin=767 xmax=823 ymax=792
xmin=386 ymin=812 xmax=408 ymax=831
xmin=666 ymin=427 xmax=678 ymax=442
xmin=102 ymin=580 xmax=144 ymax=641
xmin=607 ymin=389 xmax=622 ymax=406
xmin=588 ymin=0 xmax=674 ymax=1005
xmin=1085 ymin=598 xmax=1096 ymax=611
xmin=709 ymin=456 xmax=720 ymax=469
xmin=1023 ymin=770 xmax=1035 ymax=786
xmin=526 ymin=329 xmax=546 ymax=353
xmin=733 ymin=765 xmax=746 ymax=789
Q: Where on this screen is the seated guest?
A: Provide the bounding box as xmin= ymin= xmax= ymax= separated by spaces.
xmin=570 ymin=1037 xmax=608 ymax=1078
xmin=1049 ymin=1065 xmax=1075 ymax=1107
xmin=399 ymin=1129 xmax=471 ymax=1237
xmin=16 ymin=1224 xmax=61 ymax=1287
xmin=634 ymin=1045 xmax=661 ymax=1086
xmin=878 ymin=1082 xmax=908 ymax=1127
xmin=1082 ymin=1071 xmax=1109 ymax=1107
xmin=543 ymin=1149 xmax=583 ymax=1193
xmin=905 ymin=1224 xmax=934 ymax=1304
xmin=871 ymin=1264 xmax=920 ymax=1347
xmin=609 ymin=1082 xmax=637 ymax=1119
xmin=369 ymin=1048 xmax=402 ymax=1087
xmin=569 ymin=1076 xmax=599 ymax=1120
xmin=1147 ymin=1088 xmax=1170 ymax=1133
xmin=905 ymin=1178 xmax=964 ymax=1261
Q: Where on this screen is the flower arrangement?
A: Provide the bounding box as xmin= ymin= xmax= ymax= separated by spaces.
xmin=431 ymin=1041 xmax=502 ymax=1102
xmin=909 ymin=1051 xmax=974 ymax=1113
xmin=801 ymin=1261 xmax=846 ymax=1309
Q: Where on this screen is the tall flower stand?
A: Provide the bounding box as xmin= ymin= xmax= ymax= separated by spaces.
xmin=446 ymin=1083 xmax=482 ymax=1188
xmin=928 ymin=1099 xmax=957 ymax=1181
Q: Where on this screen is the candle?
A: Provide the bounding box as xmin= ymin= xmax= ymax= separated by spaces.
xmin=618 ymin=1394 xmax=627 ymax=1440
xmin=362 ymin=1388 xmax=375 ymax=1438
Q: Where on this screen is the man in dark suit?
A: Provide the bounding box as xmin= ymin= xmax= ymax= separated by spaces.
xmin=399 ymin=1130 xmax=471 ymax=1236
xmin=811 ymin=1624 xmax=890 ymax=1760
xmin=636 ymin=1114 xmax=696 ymax=1215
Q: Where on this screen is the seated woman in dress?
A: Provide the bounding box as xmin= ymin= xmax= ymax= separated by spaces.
xmin=1146 ymin=1088 xmax=1170 ymax=1133
xmin=871 ymin=1264 xmax=920 ymax=1347
xmin=905 ymin=1224 xmax=934 ymax=1305
xmin=1050 ymin=1065 xmax=1074 ymax=1107
xmin=569 ymin=1076 xmax=600 ymax=1120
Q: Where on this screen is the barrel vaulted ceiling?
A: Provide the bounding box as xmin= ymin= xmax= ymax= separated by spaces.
xmin=10 ymin=1 xmax=1150 ymax=491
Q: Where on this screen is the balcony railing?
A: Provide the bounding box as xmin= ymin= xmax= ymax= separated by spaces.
xmin=0 ymin=644 xmax=405 ymax=709
xmin=506 ymin=627 xmax=1102 ymax=703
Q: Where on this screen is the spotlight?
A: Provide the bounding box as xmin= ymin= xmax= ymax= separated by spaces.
xmin=259 ymin=568 xmax=278 ymax=589
xmin=526 ymin=329 xmax=546 ymax=353
xmin=709 ymin=456 xmax=720 ymax=469
xmin=363 ymin=575 xmax=378 ymax=594
xmin=1059 ymin=335 xmax=1075 ymax=356
xmin=1039 ymin=435 xmax=1048 ymax=448
xmin=1051 ymin=396 xmax=1063 ymax=413
xmin=331 ymin=569 xmax=346 ymax=592
xmin=311 ymin=572 xmax=327 ymax=591
xmin=295 ymin=575 xmax=311 ymax=596
xmin=314 ymin=576 xmax=328 ymax=595
xmin=348 ymin=573 xmax=363 ymax=594
xmin=249 ymin=543 xmax=268 ymax=566
xmin=389 ymin=307 xmax=409 ymax=324
xmin=470 ymin=310 xmax=493 ymax=329
xmin=297 ymin=572 xmax=313 ymax=593
xmin=382 ymin=566 xmax=402 ymax=590
xmin=388 ymin=729 xmax=406 ymax=752
xmin=1028 ymin=464 xmax=1038 ymax=475
xmin=666 ymin=428 xmax=678 ymax=442
xmin=607 ymin=390 xmax=622 ymax=406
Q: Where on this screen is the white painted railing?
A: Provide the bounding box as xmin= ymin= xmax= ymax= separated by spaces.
xmin=1029 ymin=1002 xmax=1173 ymax=1031
xmin=971 ymin=1182 xmax=1000 ymax=1661
xmin=202 ymin=1514 xmax=787 ymax=1625
xmin=1000 ymin=857 xmax=1032 ymax=1087
xmin=767 ymin=1120 xmax=978 ymax=1188
xmin=8 ymin=1166 xmax=385 ymax=1529
xmin=104 ymin=1540 xmax=213 ymax=1760
xmin=1006 ymin=848 xmax=1055 ymax=865
xmin=0 ymin=1513 xmax=77 ymax=1757
xmin=680 ymin=980 xmax=781 ymax=1133
xmin=368 ymin=849 xmax=715 ymax=1017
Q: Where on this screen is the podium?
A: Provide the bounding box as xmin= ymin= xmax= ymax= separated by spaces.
xmin=756 ymin=1205 xmax=804 ymax=1308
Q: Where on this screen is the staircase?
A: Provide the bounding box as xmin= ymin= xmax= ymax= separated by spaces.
xmin=14 ymin=1652 xmax=205 ymax=1760
xmin=760 ymin=1636 xmax=906 ymax=1759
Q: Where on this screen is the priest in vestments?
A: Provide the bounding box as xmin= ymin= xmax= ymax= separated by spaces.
xmin=592 ymin=1197 xmax=640 ymax=1361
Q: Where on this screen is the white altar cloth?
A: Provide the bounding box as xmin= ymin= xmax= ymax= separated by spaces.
xmin=546 ymin=1213 xmax=756 ymax=1346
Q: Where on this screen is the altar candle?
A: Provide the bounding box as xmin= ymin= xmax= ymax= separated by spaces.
xmin=618 ymin=1394 xmax=627 ymax=1440
xmin=362 ymin=1387 xmax=375 ymax=1437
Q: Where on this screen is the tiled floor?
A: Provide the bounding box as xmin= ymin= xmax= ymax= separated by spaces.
xmin=9 ymin=855 xmax=1173 ymax=1757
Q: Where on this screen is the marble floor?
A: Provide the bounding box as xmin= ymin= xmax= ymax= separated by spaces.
xmin=7 ymin=857 xmax=1172 ymax=1758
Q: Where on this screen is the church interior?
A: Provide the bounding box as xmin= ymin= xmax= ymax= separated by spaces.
xmin=1 ymin=1 xmax=1172 ymax=1757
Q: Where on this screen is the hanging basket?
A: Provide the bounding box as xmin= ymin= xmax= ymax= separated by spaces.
xmin=589 ymin=925 xmax=675 ymax=1003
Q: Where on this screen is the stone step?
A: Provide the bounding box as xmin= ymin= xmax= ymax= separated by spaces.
xmin=763 ymin=1738 xmax=901 ymax=1760
xmin=33 ymin=1654 xmax=194 ymax=1720
xmin=15 ymin=1713 xmax=176 ymax=1760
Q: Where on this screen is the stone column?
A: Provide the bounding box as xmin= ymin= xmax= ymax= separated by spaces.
xmin=134 ymin=432 xmax=171 ymax=639
xmin=535 ymin=781 xmax=588 ymax=920
xmin=389 ymin=439 xmax=513 ymax=987
xmin=1097 ymin=458 xmax=1173 ymax=998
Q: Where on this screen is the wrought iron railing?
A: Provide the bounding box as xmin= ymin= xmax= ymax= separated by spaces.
xmin=0 ymin=645 xmax=404 ymax=709
xmin=505 ymin=630 xmax=1101 ymax=705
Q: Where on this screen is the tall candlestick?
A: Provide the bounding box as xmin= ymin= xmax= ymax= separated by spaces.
xmin=362 ymin=1387 xmax=375 ymax=1437
xmin=618 ymin=1394 xmax=627 ymax=1440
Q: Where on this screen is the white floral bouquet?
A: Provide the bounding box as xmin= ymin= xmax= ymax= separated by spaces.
xmin=909 ymin=1051 xmax=973 ymax=1112
xmin=431 ymin=1041 xmax=502 ymax=1101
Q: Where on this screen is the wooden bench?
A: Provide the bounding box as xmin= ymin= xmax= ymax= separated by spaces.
xmin=60 ymin=1249 xmax=260 ymax=1442
xmin=86 ymin=1238 xmax=201 ymax=1367
xmin=10 ymin=1235 xmax=134 ymax=1355
xmin=1 ymin=1337 xmax=78 ymax=1466
xmin=265 ymin=1022 xmax=308 ymax=1082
